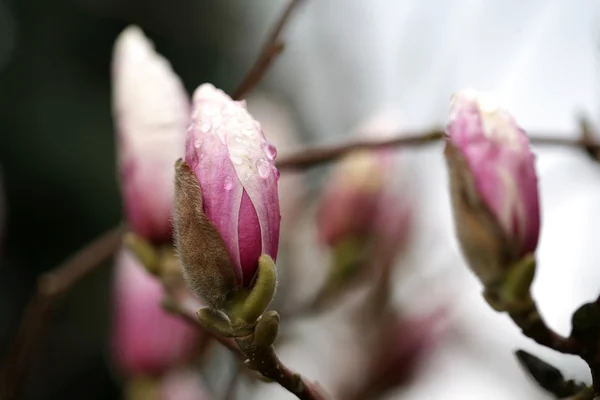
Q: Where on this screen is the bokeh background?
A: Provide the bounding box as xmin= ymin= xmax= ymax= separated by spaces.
xmin=2 ymin=0 xmax=600 ymax=399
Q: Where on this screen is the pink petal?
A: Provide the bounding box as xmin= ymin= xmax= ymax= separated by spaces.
xmin=112 ymin=26 xmax=189 ymax=243
xmin=447 ymin=90 xmax=540 ymax=256
xmin=238 ymin=189 xmax=262 ymax=285
xmin=187 ymin=84 xmax=281 ymax=286
xmin=111 ymin=250 xmax=198 ymax=377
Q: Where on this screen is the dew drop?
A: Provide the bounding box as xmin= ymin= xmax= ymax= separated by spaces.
xmin=224 ymin=176 xmax=233 ymax=191
xmin=256 ymin=159 xmax=270 ymax=179
xmin=263 ymin=142 xmax=277 ymax=160
xmin=194 ymin=138 xmax=202 ymax=149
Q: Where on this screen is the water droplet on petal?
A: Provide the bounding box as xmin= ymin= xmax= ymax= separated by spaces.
xmin=256 ymin=159 xmax=270 ymax=179
xmin=263 ymin=142 xmax=277 ymax=160
xmin=194 ymin=138 xmax=202 ymax=148
xmin=224 ymin=176 xmax=233 ymax=191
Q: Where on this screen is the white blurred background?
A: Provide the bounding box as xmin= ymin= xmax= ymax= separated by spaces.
xmin=227 ymin=1 xmax=600 ymax=398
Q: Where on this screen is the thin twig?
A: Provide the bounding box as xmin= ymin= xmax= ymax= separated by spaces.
xmin=235 ymin=335 xmax=328 ymax=400
xmin=508 ymin=297 xmax=580 ymax=355
xmin=275 ymin=129 xmax=600 ymax=171
xmin=1 ymin=225 xmax=125 ymax=400
xmin=276 ymin=130 xmax=444 ymax=170
xmin=232 ymin=0 xmax=305 ymax=100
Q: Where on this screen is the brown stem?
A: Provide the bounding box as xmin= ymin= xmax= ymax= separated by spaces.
xmin=275 ymin=129 xmax=600 ymax=171
xmin=276 ymin=130 xmax=444 ymax=170
xmin=1 ymin=225 xmax=125 ymax=400
xmin=232 ymin=0 xmax=305 ymax=100
xmin=507 ymin=295 xmax=580 ymax=355
xmin=235 ymin=336 xmax=329 ymax=400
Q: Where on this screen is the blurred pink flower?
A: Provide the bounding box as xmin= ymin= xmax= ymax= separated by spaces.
xmin=112 ymin=250 xmax=198 ymax=377
xmin=185 ymin=83 xmax=281 ymax=287
xmin=370 ymin=309 xmax=449 ymax=392
xmin=112 ymin=25 xmax=189 ymax=244
xmin=446 ymin=89 xmax=540 ymax=257
xmin=317 ymin=110 xmax=412 ymax=252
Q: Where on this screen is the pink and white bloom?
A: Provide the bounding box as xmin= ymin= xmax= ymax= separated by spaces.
xmin=111 ymin=250 xmax=198 ymax=377
xmin=112 ymin=25 xmax=189 ymax=243
xmin=445 ymin=89 xmax=540 ymax=260
xmin=185 ymin=84 xmax=281 ymax=287
xmin=246 ymin=94 xmax=306 ymax=234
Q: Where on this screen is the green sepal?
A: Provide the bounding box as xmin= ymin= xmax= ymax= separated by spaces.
xmin=124 ymin=232 xmax=160 ymax=276
xmin=229 ymin=255 xmax=277 ymax=324
xmin=329 ymin=236 xmax=369 ymax=284
xmin=197 ymin=307 xmax=236 ymax=337
xmin=501 ymin=253 xmax=536 ymax=304
xmin=484 ymin=253 xmax=536 ymax=312
xmin=252 ymin=310 xmax=280 ymax=347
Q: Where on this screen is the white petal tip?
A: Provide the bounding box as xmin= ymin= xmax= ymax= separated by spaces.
xmin=193 ymin=83 xmax=231 ymax=104
xmin=450 ymin=89 xmax=502 ymax=115
xmin=113 ymin=25 xmax=155 ymax=61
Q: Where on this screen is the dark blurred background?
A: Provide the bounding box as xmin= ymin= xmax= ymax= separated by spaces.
xmin=0 ymin=1 xmax=268 ymax=398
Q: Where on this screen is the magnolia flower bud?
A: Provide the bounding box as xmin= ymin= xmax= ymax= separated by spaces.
xmin=112 ymin=25 xmax=189 ymax=243
xmin=111 ymin=250 xmax=198 ymax=377
xmin=317 ymin=110 xmax=411 ymax=250
xmin=173 ymin=84 xmax=281 ymax=306
xmin=444 ymin=89 xmax=540 ymax=286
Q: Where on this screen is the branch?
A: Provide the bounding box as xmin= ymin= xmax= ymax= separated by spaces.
xmin=232 ymin=0 xmax=305 ymax=100
xmin=235 ymin=334 xmax=328 ymax=400
xmin=1 ymin=225 xmax=125 ymax=400
xmin=508 ymin=295 xmax=580 ymax=355
xmin=275 ymin=129 xmax=600 ymax=171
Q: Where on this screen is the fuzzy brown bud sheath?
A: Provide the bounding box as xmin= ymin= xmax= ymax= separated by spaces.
xmin=173 ymin=159 xmax=238 ymax=309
